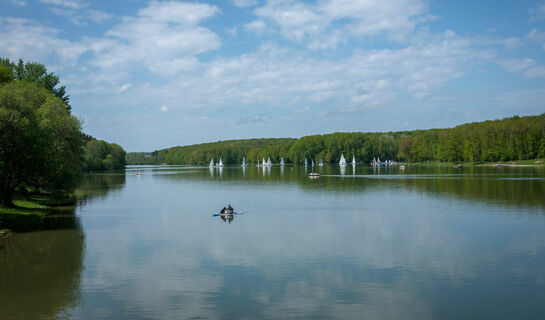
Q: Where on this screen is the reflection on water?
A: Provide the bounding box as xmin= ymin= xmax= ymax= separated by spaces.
xmin=0 ymin=216 xmax=84 ymax=320
xmin=3 ymin=166 xmax=545 ymax=319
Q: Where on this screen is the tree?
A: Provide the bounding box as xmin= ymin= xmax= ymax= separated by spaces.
xmin=0 ymin=58 xmax=70 ymax=109
xmin=0 ymin=66 xmax=13 ymax=84
xmin=84 ymin=139 xmax=127 ymax=171
xmin=0 ymin=82 xmax=84 ymax=205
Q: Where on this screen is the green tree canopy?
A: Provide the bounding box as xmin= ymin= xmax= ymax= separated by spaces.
xmin=0 ymin=82 xmax=84 ymax=205
xmin=0 ymin=58 xmax=70 ymax=109
xmin=84 ymin=139 xmax=127 ymax=171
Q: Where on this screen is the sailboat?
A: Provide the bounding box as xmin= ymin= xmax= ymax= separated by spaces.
xmin=305 ymin=158 xmax=308 ymax=166
xmin=339 ymin=154 xmax=346 ymax=166
xmin=280 ymin=157 xmax=284 ymax=166
xmin=266 ymin=157 xmax=272 ymax=166
xmin=319 ymin=159 xmax=323 ymax=167
xmin=311 ymin=159 xmax=315 ymax=167
xmin=218 ymin=157 xmax=224 ymax=167
xmin=351 ymin=156 xmax=356 ymax=166
xmin=262 ymin=158 xmax=266 ymax=166
xmin=241 ymin=156 xmax=246 ymax=167
xmin=209 ymin=158 xmax=214 ymax=167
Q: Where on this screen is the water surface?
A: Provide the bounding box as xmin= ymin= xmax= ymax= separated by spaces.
xmin=1 ymin=165 xmax=545 ymax=319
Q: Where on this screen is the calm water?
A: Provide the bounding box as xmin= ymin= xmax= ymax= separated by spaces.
xmin=1 ymin=165 xmax=545 ymax=319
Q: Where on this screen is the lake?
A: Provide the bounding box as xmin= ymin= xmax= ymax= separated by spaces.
xmin=1 ymin=165 xmax=545 ymax=319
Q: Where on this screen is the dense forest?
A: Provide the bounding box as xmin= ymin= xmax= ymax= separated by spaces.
xmin=127 ymin=113 xmax=545 ymax=165
xmin=84 ymin=138 xmax=126 ymax=171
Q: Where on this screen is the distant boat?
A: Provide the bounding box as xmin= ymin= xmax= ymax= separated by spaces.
xmin=312 ymin=159 xmax=315 ymax=167
xmin=339 ymin=154 xmax=346 ymax=166
xmin=280 ymin=157 xmax=284 ymax=166
xmin=218 ymin=158 xmax=224 ymax=167
xmin=308 ymin=172 xmax=320 ymax=179
xmin=266 ymin=157 xmax=272 ymax=166
xmin=319 ymin=159 xmax=323 ymax=167
xmin=305 ymin=158 xmax=308 ymax=166
xmin=262 ymin=158 xmax=266 ymax=166
xmin=241 ymin=156 xmax=246 ymax=167
xmin=351 ymin=156 xmax=356 ymax=165
xmin=136 ymin=171 xmax=142 ymax=176
xmin=209 ymin=158 xmax=214 ymax=167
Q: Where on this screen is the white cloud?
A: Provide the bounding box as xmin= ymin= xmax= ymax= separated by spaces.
xmin=244 ymin=20 xmax=269 ymax=35
xmin=0 ymin=18 xmax=86 ymax=61
xmin=254 ymin=0 xmax=430 ymax=49
xmin=88 ymin=2 xmax=220 ymax=72
xmin=118 ymin=83 xmax=132 ymax=93
xmin=39 ymin=0 xmax=87 ymax=10
xmin=529 ymin=2 xmax=545 ymax=22
xmin=232 ymin=0 xmax=258 ymax=8
xmin=160 ymin=105 xmax=169 ymax=112
xmin=9 ymin=0 xmax=27 ymax=6
xmin=497 ymin=58 xmax=545 ymax=78
xmin=86 ymin=9 xmax=114 ymax=23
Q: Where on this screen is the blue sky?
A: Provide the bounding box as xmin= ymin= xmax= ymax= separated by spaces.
xmin=1 ymin=0 xmax=545 ymax=151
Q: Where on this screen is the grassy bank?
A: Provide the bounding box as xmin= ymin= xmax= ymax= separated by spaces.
xmin=0 ymin=194 xmax=75 ymax=233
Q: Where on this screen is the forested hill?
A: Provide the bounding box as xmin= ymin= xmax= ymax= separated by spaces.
xmin=127 ymin=113 xmax=545 ymax=165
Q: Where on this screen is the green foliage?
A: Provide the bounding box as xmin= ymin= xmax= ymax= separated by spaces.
xmin=84 ymin=139 xmax=126 ymax=171
xmin=127 ymin=114 xmax=545 ymax=166
xmin=0 ymin=82 xmax=84 ymax=205
xmin=0 ymin=66 xmax=13 ymax=83
xmin=0 ymin=58 xmax=70 ymax=109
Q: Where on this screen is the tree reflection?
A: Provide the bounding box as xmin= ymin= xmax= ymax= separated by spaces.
xmin=0 ymin=216 xmax=84 ymax=319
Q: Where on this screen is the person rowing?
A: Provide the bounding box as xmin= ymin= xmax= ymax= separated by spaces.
xmin=219 ymin=205 xmax=234 ymax=214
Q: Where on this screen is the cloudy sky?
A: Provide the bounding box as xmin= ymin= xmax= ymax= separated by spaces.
xmin=1 ymin=0 xmax=545 ymax=151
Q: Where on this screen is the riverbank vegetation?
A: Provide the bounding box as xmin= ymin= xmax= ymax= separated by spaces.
xmin=0 ymin=58 xmax=126 ymax=232
xmin=127 ymin=113 xmax=545 ymax=165
xmin=85 ymin=138 xmax=126 ymax=171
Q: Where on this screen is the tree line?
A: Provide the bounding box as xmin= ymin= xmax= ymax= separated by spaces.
xmin=127 ymin=113 xmax=545 ymax=165
xmin=0 ymin=58 xmax=125 ymax=206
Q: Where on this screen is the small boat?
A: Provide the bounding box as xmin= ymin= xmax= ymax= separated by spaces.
xmin=136 ymin=171 xmax=142 ymax=176
xmin=453 ymin=164 xmax=463 ymax=169
xmin=241 ymin=156 xmax=246 ymax=167
xmin=308 ymin=172 xmax=320 ymax=178
xmin=267 ymin=157 xmax=272 ymax=166
xmin=305 ymin=158 xmax=308 ymax=166
xmin=311 ymin=159 xmax=315 ymax=167
xmin=209 ymin=158 xmax=214 ymax=167
xmin=212 ymin=211 xmax=243 ymax=216
xmin=218 ymin=158 xmax=224 ymax=167
xmin=339 ymin=154 xmax=346 ymax=166
xmin=262 ymin=157 xmax=266 ymax=166
xmin=351 ymin=156 xmax=356 ymax=166
xmin=280 ymin=157 xmax=284 ymax=166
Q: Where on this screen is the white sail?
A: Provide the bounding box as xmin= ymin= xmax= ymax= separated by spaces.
xmin=209 ymin=158 xmax=214 ymax=167
xmin=312 ymin=159 xmax=314 ymax=166
xmin=263 ymin=158 xmax=266 ymax=166
xmin=351 ymin=156 xmax=356 ymax=165
xmin=267 ymin=157 xmax=271 ymax=166
xmin=339 ymin=154 xmax=346 ymax=166
xmin=305 ymin=158 xmax=308 ymax=166
xmin=241 ymin=156 xmax=246 ymax=167
xmin=280 ymin=157 xmax=284 ymax=166
xmin=218 ymin=157 xmax=224 ymax=167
